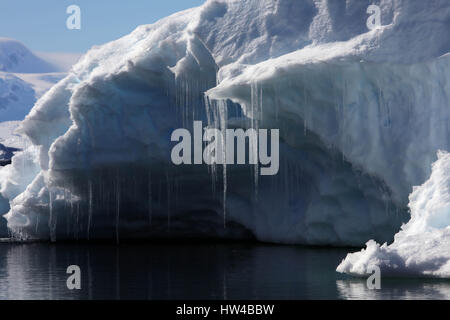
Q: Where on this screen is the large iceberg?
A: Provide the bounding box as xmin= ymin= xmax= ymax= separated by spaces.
xmin=0 ymin=0 xmax=449 ymax=253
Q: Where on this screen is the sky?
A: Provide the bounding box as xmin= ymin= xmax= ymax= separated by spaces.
xmin=0 ymin=0 xmax=205 ymax=53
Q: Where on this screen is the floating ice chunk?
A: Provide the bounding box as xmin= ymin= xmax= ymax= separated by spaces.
xmin=337 ymin=151 xmax=450 ymax=278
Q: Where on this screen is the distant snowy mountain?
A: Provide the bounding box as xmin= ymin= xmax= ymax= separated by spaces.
xmin=0 ymin=73 xmax=35 ymax=121
xmin=0 ymin=38 xmax=78 ymax=140
xmin=0 ymin=38 xmax=58 ymax=74
xmin=0 ymin=0 xmax=449 ymax=277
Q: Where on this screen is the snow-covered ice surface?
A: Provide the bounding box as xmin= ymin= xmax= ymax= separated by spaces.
xmin=0 ymin=0 xmax=449 ymax=259
xmin=337 ymin=151 xmax=450 ymax=278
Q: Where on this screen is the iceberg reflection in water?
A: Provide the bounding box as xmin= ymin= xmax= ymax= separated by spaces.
xmin=0 ymin=242 xmax=449 ymax=300
xmin=337 ymin=280 xmax=450 ymax=300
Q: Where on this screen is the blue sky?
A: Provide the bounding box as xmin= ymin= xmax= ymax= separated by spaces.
xmin=0 ymin=0 xmax=205 ymax=53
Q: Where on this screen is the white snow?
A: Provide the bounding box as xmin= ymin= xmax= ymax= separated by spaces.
xmin=12 ymin=73 xmax=67 ymax=99
xmin=0 ymin=38 xmax=58 ymax=74
xmin=0 ymin=73 xmax=35 ymax=121
xmin=0 ymin=0 xmax=448 ymax=250
xmin=0 ymin=121 xmax=27 ymax=150
xmin=1 ymin=39 xmax=77 ymax=139
xmin=0 ymin=71 xmax=66 ymax=123
xmin=337 ymin=151 xmax=450 ymax=278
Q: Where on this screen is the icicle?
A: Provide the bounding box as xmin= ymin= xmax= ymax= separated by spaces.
xmin=158 ymin=178 xmax=163 ymax=210
xmin=115 ymin=175 xmax=120 ymax=244
xmin=48 ymin=188 xmax=56 ymax=242
xmin=204 ymin=96 xmax=217 ymax=193
xmin=304 ymin=85 xmax=308 ymax=137
xmin=87 ymin=179 xmax=93 ymax=240
xmin=211 ymin=99 xmax=219 ymax=191
xmin=166 ymin=171 xmax=171 ymax=231
xmin=204 ymin=95 xmax=213 ymax=129
xmin=69 ymin=189 xmax=74 ymax=237
xmin=342 ymin=79 xmax=347 ymax=162
xmin=35 ymin=212 xmax=40 ymax=234
xmin=219 ymin=100 xmax=228 ymax=228
xmin=259 ymin=84 xmax=263 ymax=122
xmin=204 ymin=94 xmax=230 ymax=226
xmin=64 ymin=185 xmax=70 ymax=237
xmin=76 ymin=201 xmax=80 ymax=240
xmin=250 ymin=82 xmax=260 ymax=198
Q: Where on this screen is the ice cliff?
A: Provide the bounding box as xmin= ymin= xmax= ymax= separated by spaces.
xmin=0 ymin=0 xmax=449 ymax=265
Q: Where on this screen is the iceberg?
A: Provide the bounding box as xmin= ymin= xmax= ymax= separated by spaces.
xmin=337 ymin=151 xmax=450 ymax=278
xmin=0 ymin=0 xmax=448 ymax=251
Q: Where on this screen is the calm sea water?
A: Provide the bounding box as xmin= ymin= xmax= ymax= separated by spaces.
xmin=0 ymin=242 xmax=449 ymax=300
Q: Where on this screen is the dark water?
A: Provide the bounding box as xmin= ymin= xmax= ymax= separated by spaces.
xmin=0 ymin=242 xmax=449 ymax=300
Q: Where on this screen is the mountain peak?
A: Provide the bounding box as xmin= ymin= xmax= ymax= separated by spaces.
xmin=0 ymin=38 xmax=58 ymax=73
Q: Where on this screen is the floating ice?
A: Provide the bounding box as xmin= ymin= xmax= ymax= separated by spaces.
xmin=337 ymin=151 xmax=450 ymax=278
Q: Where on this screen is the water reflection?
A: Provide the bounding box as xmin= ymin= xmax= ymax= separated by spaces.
xmin=337 ymin=279 xmax=450 ymax=300
xmin=0 ymin=242 xmax=449 ymax=300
